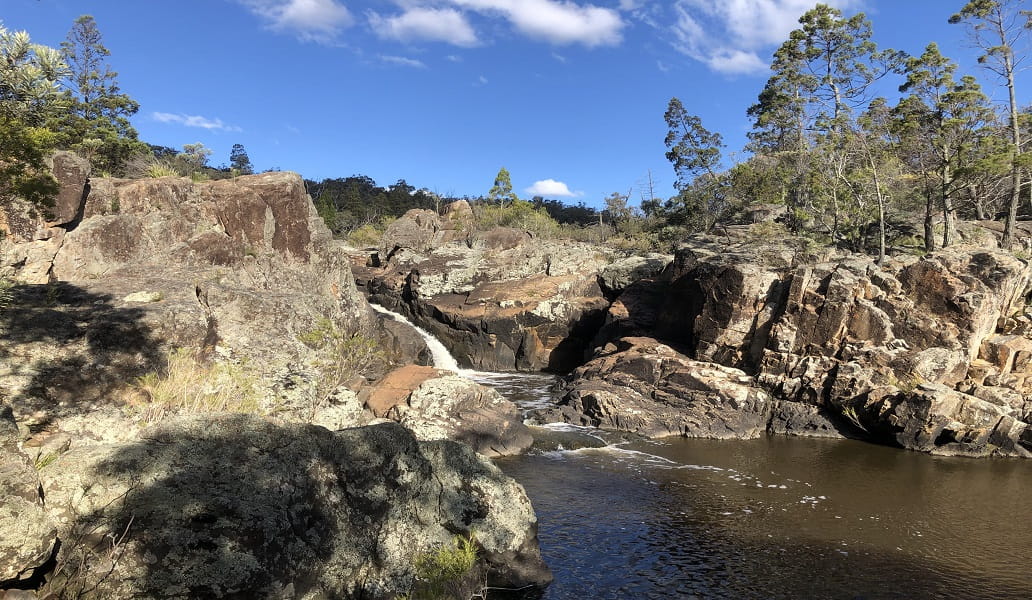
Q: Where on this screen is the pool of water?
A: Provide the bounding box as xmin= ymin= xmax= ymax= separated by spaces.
xmin=487 ymin=377 xmax=1032 ymax=600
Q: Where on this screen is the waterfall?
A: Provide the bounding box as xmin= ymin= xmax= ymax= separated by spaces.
xmin=370 ymin=303 xmax=462 ymax=372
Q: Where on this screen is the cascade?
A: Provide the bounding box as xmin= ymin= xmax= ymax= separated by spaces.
xmin=370 ymin=303 xmax=462 ymax=372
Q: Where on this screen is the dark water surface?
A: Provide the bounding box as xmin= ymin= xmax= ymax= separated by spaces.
xmin=485 ymin=378 xmax=1032 ymax=599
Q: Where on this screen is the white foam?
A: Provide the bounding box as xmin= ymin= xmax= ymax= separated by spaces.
xmin=369 ymin=304 xmax=461 ymax=372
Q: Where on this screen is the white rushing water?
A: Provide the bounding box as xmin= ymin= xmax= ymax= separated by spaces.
xmin=369 ymin=303 xmax=462 ymax=372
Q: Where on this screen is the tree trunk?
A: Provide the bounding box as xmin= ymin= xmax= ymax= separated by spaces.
xmin=1003 ymin=52 xmax=1021 ymax=248
xmin=924 ymin=192 xmax=936 ymax=254
xmin=942 ymin=162 xmax=956 ymax=247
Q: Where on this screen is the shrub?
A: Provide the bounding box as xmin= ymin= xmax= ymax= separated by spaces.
xmin=125 ymin=348 xmax=263 ymax=422
xmin=299 ymin=318 xmax=382 ymax=416
xmin=474 ymin=200 xmax=561 ymax=238
xmin=0 ymin=277 xmax=14 ymax=310
xmin=404 ymin=533 xmax=481 ymax=600
xmin=145 ymin=159 xmax=181 ymax=178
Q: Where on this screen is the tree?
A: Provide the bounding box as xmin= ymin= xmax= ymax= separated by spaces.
xmin=179 ymin=142 xmax=212 ymax=171
xmin=0 ymin=24 xmax=66 ymax=212
xmin=950 ymin=1 xmax=1032 ymax=248
xmin=663 ymin=97 xmax=727 ymax=231
xmin=54 ymin=15 xmax=145 ymax=175
xmin=229 ymin=143 xmax=254 ymax=175
xmin=897 ymin=43 xmax=997 ymax=250
xmin=487 ymin=167 xmax=519 ymax=206
xmin=749 ymin=4 xmax=902 ymax=240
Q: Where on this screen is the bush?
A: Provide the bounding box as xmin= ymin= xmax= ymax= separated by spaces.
xmin=474 ymin=200 xmax=561 ymax=238
xmin=404 ymin=533 xmax=481 ymax=600
xmin=298 ymin=318 xmax=382 ymax=416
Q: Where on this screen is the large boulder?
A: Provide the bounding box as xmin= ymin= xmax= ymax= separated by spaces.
xmin=537 ymin=337 xmax=771 ymax=439
xmin=36 ymin=415 xmax=551 ymax=599
xmin=363 ymin=366 xmax=533 ymax=457
xmin=0 ymin=171 xmax=428 ymax=441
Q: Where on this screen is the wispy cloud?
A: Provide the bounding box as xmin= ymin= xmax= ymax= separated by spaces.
xmin=152 ymin=112 xmax=243 ymax=132
xmin=451 ymin=0 xmax=624 ymax=47
xmin=239 ymin=0 xmax=353 ymax=43
xmin=669 ymin=0 xmax=861 ymax=75
xmin=378 ymin=54 xmax=427 ymax=68
xmin=526 ymin=178 xmax=582 ymax=197
xmin=369 ymin=7 xmax=479 ymax=47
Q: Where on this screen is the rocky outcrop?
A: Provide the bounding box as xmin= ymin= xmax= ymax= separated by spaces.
xmin=363 ymin=366 xmax=533 ymax=457
xmin=31 ymin=415 xmax=550 ymax=599
xmin=378 ymin=202 xmax=474 ymax=261
xmin=0 ymin=169 xmax=428 ymax=441
xmin=535 ymin=337 xmax=771 ymax=439
xmin=568 ymin=225 xmax=1032 ymax=456
xmin=360 ymin=210 xmax=615 ymax=372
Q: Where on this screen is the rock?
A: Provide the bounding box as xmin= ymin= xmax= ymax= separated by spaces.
xmin=478 ymin=226 xmax=532 ymax=250
xmin=589 ymin=223 xmax=1032 ymax=456
xmin=0 ymin=404 xmax=57 ymax=586
xmin=598 ymin=253 xmax=672 ymax=296
xmin=362 ymin=219 xmax=615 ymax=372
xmin=37 ymin=415 xmax=551 ymax=599
xmin=540 ymin=337 xmax=771 ymax=439
xmin=363 ymin=365 xmax=443 ymax=417
xmin=0 ymin=172 xmax=397 ymax=433
xmin=393 ymin=374 xmax=534 ymax=458
xmin=45 ymin=151 xmax=91 ymax=228
xmin=364 ymin=367 xmax=533 ymax=457
xmin=121 ymin=291 xmax=164 ymax=303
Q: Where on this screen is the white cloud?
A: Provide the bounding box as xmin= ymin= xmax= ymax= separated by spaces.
xmin=240 ymin=0 xmax=353 ymax=43
xmin=369 ymin=7 xmax=479 ymax=47
xmin=152 ymin=112 xmax=243 ymax=132
xmin=526 ymin=179 xmax=582 ymax=197
xmin=378 ymin=54 xmax=427 ymax=68
xmin=670 ymin=0 xmax=860 ymax=75
xmin=451 ymin=0 xmax=624 ymax=47
xmin=475 ymin=75 xmax=489 ymax=86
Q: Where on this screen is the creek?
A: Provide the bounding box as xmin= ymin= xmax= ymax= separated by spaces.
xmin=373 ymin=305 xmax=1032 ymax=599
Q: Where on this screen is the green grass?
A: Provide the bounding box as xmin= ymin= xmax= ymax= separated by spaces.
xmin=402 ymin=533 xmax=481 ymax=600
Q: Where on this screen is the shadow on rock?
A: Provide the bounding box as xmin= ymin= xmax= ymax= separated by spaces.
xmin=0 ymin=282 xmax=165 ymax=428
xmin=36 ymin=416 xmax=551 ymax=599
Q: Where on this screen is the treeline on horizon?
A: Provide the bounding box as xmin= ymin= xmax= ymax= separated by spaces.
xmin=6 ymin=3 xmax=1032 ymax=259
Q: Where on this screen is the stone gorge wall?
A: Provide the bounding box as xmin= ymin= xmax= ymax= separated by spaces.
xmin=358 ymin=205 xmax=618 ymax=372
xmin=556 ymin=227 xmax=1032 ymax=458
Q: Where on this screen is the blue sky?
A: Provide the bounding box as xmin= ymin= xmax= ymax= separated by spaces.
xmin=3 ymin=0 xmax=1023 ymax=208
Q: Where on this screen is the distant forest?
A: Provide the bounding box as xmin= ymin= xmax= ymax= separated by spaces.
xmin=305 ymin=175 xmax=602 ymax=236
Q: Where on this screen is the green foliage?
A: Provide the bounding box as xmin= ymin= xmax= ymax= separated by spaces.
xmin=145 ymin=159 xmax=181 ymax=178
xmin=474 ymin=199 xmax=560 ymax=237
xmin=299 ymin=318 xmax=382 ymax=417
xmin=0 ymin=277 xmax=14 ymax=310
xmin=230 ymin=143 xmax=254 ymax=175
xmin=404 ymin=533 xmax=480 ymax=600
xmin=51 ymin=15 xmax=147 ymax=175
xmin=0 ymin=23 xmax=65 ymax=213
xmin=346 ymin=216 xmax=396 ymax=247
xmin=487 ymin=166 xmax=519 ymax=206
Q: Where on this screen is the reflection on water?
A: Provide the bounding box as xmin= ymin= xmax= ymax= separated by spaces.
xmin=499 ymin=435 xmax=1032 ymax=600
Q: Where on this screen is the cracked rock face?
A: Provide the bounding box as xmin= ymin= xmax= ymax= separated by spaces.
xmin=361 ymin=209 xmax=619 ymax=372
xmin=35 ymin=415 xmax=550 ymax=599
xmin=0 ymin=404 xmax=57 ymax=587
xmin=569 ymin=226 xmax=1032 ymax=457
xmin=0 ymin=169 xmax=420 ymax=440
